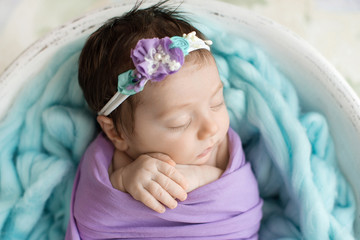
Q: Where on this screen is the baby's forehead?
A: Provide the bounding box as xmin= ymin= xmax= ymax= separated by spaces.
xmin=136 ymin=60 xmax=221 ymax=112
xmin=138 ymin=77 xmax=182 ymax=106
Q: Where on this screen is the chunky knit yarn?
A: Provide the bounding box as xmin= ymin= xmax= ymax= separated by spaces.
xmin=0 ymin=22 xmax=356 ymax=239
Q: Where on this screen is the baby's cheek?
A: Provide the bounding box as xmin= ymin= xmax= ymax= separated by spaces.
xmin=170 ymin=140 xmax=196 ymax=164
xmin=219 ymin=110 xmax=230 ymax=133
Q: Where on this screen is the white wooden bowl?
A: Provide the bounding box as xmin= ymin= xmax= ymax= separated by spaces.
xmin=0 ymin=0 xmax=359 ymax=237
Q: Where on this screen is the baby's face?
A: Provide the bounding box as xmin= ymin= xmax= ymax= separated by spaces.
xmin=124 ymin=57 xmax=230 ymax=165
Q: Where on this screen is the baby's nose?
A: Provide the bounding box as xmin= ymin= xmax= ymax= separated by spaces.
xmin=197 ymin=117 xmax=218 ymax=140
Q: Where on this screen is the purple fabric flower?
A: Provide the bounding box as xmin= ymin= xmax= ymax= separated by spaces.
xmin=130 ymin=37 xmax=184 ymax=82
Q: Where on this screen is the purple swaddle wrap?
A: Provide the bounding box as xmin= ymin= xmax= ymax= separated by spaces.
xmin=66 ymin=128 xmax=262 ymax=239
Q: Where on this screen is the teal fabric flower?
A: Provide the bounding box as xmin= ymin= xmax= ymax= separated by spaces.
xmin=117 ymin=70 xmax=146 ymax=95
xmin=170 ymin=36 xmax=190 ymax=55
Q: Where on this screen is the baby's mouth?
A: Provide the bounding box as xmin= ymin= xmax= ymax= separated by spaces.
xmin=197 ymin=146 xmax=213 ymax=159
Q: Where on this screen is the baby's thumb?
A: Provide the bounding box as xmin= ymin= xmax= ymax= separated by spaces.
xmin=147 ymin=152 xmax=176 ymax=166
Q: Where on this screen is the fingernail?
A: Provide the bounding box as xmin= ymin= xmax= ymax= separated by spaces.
xmin=168 ymin=160 xmax=176 ymax=166
xmin=171 ymin=202 xmax=178 ymax=209
xmin=181 ymin=194 xmax=187 ymax=201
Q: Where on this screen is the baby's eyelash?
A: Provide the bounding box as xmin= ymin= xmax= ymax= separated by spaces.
xmin=168 ymin=120 xmax=191 ymax=131
xmin=211 ymin=101 xmax=224 ymax=110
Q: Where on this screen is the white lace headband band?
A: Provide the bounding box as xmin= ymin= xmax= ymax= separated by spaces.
xmin=98 ymin=31 xmax=212 ymax=116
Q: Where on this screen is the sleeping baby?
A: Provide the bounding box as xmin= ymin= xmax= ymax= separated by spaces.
xmin=66 ymin=1 xmax=262 ymax=239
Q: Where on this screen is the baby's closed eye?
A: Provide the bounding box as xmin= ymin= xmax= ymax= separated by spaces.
xmin=210 ymin=101 xmax=224 ymax=111
xmin=168 ymin=120 xmax=192 ymax=131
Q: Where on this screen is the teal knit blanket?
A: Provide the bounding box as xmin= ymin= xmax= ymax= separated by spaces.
xmin=0 ymin=24 xmax=356 ymax=239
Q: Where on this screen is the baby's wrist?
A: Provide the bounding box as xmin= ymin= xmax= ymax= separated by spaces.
xmin=110 ymin=167 xmax=126 ymax=192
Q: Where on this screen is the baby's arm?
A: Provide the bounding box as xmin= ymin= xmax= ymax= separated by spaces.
xmin=109 ymin=153 xmax=188 ymax=213
xmin=175 ymin=165 xmax=223 ymax=192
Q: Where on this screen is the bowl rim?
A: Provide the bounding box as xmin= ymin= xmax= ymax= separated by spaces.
xmin=0 ymin=0 xmax=359 ymax=236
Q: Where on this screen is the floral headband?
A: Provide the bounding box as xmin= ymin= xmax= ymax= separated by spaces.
xmin=98 ymin=31 xmax=213 ymax=116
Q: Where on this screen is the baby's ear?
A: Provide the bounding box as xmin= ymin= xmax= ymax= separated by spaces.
xmin=97 ymin=116 xmax=129 ymax=151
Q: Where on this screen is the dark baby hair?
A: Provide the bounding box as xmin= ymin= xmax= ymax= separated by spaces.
xmin=78 ymin=0 xmax=212 ymax=135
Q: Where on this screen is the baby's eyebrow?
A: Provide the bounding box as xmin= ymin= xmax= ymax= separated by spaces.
xmin=212 ymin=83 xmax=223 ymax=97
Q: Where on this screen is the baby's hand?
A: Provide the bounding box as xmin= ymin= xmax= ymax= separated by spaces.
xmin=175 ymin=165 xmax=223 ymax=192
xmin=110 ymin=153 xmax=188 ymax=213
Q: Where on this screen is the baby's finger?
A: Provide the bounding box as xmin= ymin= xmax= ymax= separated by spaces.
xmin=157 ymin=161 xmax=188 ymax=190
xmin=154 ymin=173 xmax=187 ymax=201
xmin=133 ymin=187 xmax=166 ymax=213
xmin=147 ymin=152 xmax=176 ymax=166
xmin=145 ymin=181 xmax=178 ymax=210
